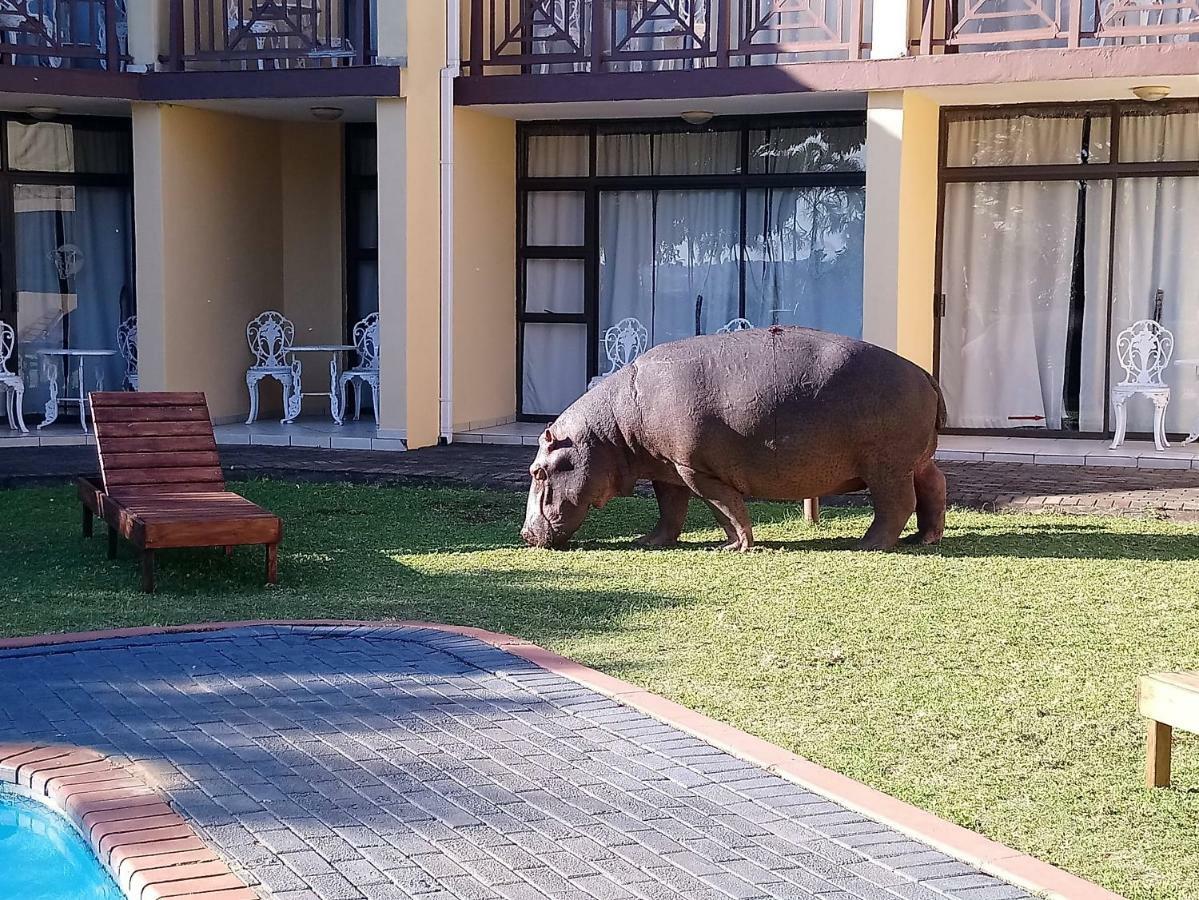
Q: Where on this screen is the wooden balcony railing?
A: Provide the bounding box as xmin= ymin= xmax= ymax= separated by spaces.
xmin=166 ymin=0 xmax=374 ymax=71
xmin=916 ymin=0 xmax=1198 ymax=53
xmin=0 ymin=0 xmax=127 ymax=71
xmin=464 ymin=0 xmax=873 ymax=76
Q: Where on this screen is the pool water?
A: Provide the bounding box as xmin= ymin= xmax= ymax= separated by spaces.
xmin=0 ymin=789 xmax=123 ymax=899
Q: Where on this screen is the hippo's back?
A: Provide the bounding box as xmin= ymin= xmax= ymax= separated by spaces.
xmin=613 ymin=326 xmax=942 ymax=498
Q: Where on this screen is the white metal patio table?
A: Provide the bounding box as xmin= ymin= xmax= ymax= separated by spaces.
xmin=37 ymin=348 xmax=118 ymax=433
xmin=285 ymin=344 xmax=357 ymax=425
xmin=1173 ymin=359 xmax=1199 ymax=444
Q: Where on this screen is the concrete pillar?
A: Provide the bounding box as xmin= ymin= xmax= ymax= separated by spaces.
xmin=870 ymin=0 xmax=910 ymax=58
xmin=376 ymin=98 xmax=409 ymax=437
xmin=376 ymin=0 xmax=446 ymax=447
xmin=375 ymin=0 xmax=408 ymax=63
xmin=861 ymin=90 xmax=940 ymax=372
xmin=131 ymin=103 xmax=166 ymax=391
xmin=126 ymin=0 xmax=165 ymax=71
xmin=451 ymin=108 xmax=516 ymax=433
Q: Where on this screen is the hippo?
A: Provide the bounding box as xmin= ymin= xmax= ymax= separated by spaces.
xmin=521 ymin=326 xmax=947 ymax=552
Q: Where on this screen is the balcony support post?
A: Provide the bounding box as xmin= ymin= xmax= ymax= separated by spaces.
xmin=590 ymin=0 xmax=604 ymax=73
xmin=716 ymin=0 xmax=730 ymax=67
xmin=168 ymin=0 xmax=184 ymax=70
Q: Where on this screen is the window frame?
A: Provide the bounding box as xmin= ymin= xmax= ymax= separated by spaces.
xmin=934 ymin=98 xmax=1199 ymax=439
xmin=517 ymin=112 xmax=869 ymax=420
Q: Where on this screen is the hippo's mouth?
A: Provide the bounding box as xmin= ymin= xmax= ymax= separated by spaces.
xmin=520 ymin=520 xmax=571 ymax=550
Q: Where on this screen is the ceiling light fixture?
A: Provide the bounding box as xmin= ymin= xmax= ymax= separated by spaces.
xmin=26 ymin=106 xmax=60 ymax=121
xmin=680 ymin=110 xmax=714 ymax=126
xmin=1131 ymin=85 xmax=1171 ymax=102
xmin=310 ymin=106 xmax=345 ymax=121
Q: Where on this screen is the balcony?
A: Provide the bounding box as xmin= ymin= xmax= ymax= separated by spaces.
xmin=0 ymin=0 xmax=127 ymax=71
xmin=460 ymin=0 xmax=1195 ymax=79
xmin=165 ymin=0 xmax=375 ymax=71
xmin=915 ymin=0 xmax=1199 ymax=53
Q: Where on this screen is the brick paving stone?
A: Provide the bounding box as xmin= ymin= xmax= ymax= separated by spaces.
xmin=0 ymin=626 xmax=1032 ymax=900
xmin=6 ymin=443 xmax=1199 ymax=521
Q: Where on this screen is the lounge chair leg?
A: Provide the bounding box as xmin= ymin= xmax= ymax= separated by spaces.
xmin=141 ymin=549 xmax=156 ymax=593
xmin=107 ymin=527 xmax=118 ymax=559
xmin=266 ymin=543 xmax=278 ymax=584
xmin=82 ymin=506 xmax=93 ymax=538
xmin=1147 ymin=720 xmax=1172 ymax=788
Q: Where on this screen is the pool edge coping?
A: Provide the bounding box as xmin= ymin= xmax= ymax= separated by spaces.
xmin=0 ymin=619 xmax=1125 ymax=900
xmin=0 ymin=742 xmax=258 ymax=900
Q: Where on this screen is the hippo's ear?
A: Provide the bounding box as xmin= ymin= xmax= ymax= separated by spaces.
xmin=541 ymin=429 xmax=573 ymax=452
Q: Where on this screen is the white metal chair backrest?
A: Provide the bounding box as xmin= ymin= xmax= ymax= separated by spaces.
xmin=0 ymin=320 xmax=14 ymax=375
xmin=116 ymin=315 xmax=137 ymax=379
xmin=247 ymin=310 xmax=296 ymax=368
xmin=1115 ymin=319 xmax=1173 ymax=387
xmin=717 ymin=317 xmax=754 ymax=333
xmin=602 ymin=317 xmax=648 ymax=376
xmin=352 ymin=312 xmax=380 ymax=371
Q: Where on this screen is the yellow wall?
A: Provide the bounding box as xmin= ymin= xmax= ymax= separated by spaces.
xmin=133 ymin=105 xmax=345 ymax=422
xmin=452 ymin=108 xmax=516 ymax=431
xmin=281 ymin=122 xmax=345 ymax=346
xmin=862 ymin=90 xmax=940 ymax=372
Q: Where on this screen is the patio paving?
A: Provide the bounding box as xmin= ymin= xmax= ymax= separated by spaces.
xmin=4 ymin=442 xmax=1199 ymax=520
xmin=0 ymin=625 xmax=1031 ymax=900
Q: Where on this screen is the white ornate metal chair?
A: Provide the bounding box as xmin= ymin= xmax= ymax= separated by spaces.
xmin=339 ymin=312 xmax=380 ymax=426
xmin=245 ymin=310 xmax=302 ymax=424
xmin=0 ymin=320 xmax=27 ymax=433
xmin=588 ymin=317 xmax=648 ymax=390
xmin=1110 ymin=318 xmax=1173 ymax=452
xmin=717 ymin=317 xmax=754 ymax=333
xmin=116 ymin=315 xmax=138 ymax=391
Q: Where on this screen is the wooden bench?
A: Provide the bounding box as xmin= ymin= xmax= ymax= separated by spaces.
xmin=1137 ymin=672 xmax=1199 ymax=787
xmin=78 ymin=391 xmax=282 ymax=593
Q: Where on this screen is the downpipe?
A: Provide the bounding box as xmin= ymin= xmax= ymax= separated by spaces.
xmin=438 ymin=0 xmax=460 ymax=443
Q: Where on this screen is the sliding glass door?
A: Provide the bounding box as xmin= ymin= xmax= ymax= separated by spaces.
xmin=518 ymin=116 xmax=867 ymax=418
xmin=0 ymin=117 xmax=134 ymax=421
xmin=937 ymin=102 xmax=1199 ymax=438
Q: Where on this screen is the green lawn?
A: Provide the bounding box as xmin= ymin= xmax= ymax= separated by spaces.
xmin=2 ymin=481 xmax=1198 ymax=899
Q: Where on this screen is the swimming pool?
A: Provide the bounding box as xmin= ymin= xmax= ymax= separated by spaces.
xmin=0 ymin=788 xmax=123 ymax=899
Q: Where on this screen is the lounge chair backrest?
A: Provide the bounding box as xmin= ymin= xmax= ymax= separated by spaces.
xmin=89 ymin=392 xmax=226 ymax=496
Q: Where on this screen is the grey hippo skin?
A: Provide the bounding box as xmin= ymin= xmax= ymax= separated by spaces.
xmin=521 ymin=326 xmax=948 ymax=552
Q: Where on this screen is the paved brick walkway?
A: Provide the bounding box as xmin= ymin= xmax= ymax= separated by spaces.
xmin=0 ymin=626 xmax=1029 ymax=900
xmin=4 ymin=443 xmax=1199 ymax=520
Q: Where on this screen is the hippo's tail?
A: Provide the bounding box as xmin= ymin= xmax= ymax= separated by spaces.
xmin=927 ymin=372 xmax=947 ymax=433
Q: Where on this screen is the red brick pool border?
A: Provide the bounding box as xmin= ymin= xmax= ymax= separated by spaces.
xmin=0 ymin=742 xmax=257 ymax=900
xmin=0 ymin=620 xmax=1123 ymax=900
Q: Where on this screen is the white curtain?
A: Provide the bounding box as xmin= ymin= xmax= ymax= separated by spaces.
xmin=1110 ymin=174 xmax=1199 ymax=435
xmin=527 ymin=133 xmax=589 ymax=177
xmin=940 ymin=177 xmax=1110 ymax=430
xmin=947 ymin=114 xmax=1098 ymax=166
xmin=522 ymin=323 xmax=588 ymax=416
xmin=745 ymin=186 xmax=865 ymax=336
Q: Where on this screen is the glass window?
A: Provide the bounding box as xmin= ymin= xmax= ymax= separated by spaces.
xmin=939 ymin=179 xmax=1112 ymax=431
xmin=598 ymin=130 xmax=740 ymax=176
xmin=946 ymin=114 xmax=1111 ymax=167
xmin=7 ymin=121 xmax=133 ymax=174
xmin=526 ymin=259 xmax=584 ymax=314
xmin=528 ymin=134 xmax=588 ymax=177
xmin=1119 ymin=110 xmax=1199 ymax=163
xmin=599 ymin=190 xmax=741 ymax=350
xmin=527 ymin=192 xmax=585 ymax=246
xmin=522 ymin=323 xmax=588 ymax=415
xmin=1109 ymin=176 xmax=1199 ymax=436
xmin=745 ymin=186 xmax=865 ymax=336
xmin=750 ymin=125 xmax=866 ymax=173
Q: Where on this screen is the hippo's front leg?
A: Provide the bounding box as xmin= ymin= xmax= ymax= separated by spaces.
xmin=636 ymin=482 xmax=691 ymax=548
xmin=676 ymin=467 xmax=754 ymax=551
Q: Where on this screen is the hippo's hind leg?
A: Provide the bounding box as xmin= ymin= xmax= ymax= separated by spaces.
xmin=904 ymin=460 xmax=946 ymax=546
xmin=859 ymin=471 xmax=917 ymax=552
xmin=636 ymin=481 xmax=691 ymax=548
xmin=676 ymin=467 xmax=754 ymax=551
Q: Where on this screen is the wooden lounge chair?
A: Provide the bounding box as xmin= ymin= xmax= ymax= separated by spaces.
xmin=77 ymin=392 xmax=282 ymax=593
